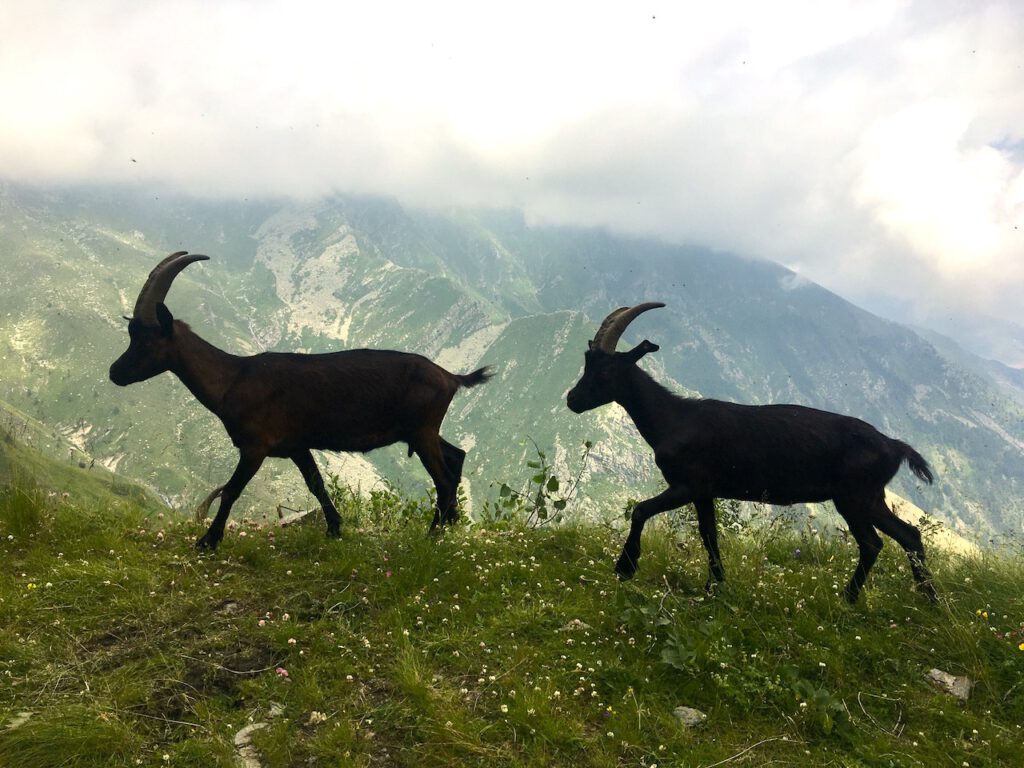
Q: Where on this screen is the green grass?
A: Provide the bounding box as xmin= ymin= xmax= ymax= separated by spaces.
xmin=1 ymin=477 xmax=1022 ymax=767
xmin=0 ymin=410 xmax=159 ymax=510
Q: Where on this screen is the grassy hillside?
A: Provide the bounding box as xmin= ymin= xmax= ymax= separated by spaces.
xmin=1 ymin=453 xmax=1022 ymax=767
xmin=0 ymin=402 xmax=159 ymax=510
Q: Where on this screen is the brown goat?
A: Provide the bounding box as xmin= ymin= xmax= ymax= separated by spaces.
xmin=567 ymin=303 xmax=937 ymax=603
xmin=110 ymin=251 xmax=492 ymax=549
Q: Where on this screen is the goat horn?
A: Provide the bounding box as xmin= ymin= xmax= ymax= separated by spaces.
xmin=591 ymin=302 xmax=665 ymax=352
xmin=132 ymin=251 xmax=209 ymax=324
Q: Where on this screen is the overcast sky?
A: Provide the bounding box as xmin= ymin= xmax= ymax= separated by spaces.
xmin=2 ymin=1 xmax=1022 ymax=346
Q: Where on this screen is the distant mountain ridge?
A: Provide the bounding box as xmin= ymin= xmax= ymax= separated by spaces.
xmin=1 ymin=183 xmax=1021 ymax=537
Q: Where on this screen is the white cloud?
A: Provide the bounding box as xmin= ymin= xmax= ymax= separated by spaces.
xmin=857 ymin=101 xmax=1021 ymax=275
xmin=1 ymin=0 xmax=1022 ymax=334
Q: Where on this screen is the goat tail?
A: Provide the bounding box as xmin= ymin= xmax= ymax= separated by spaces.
xmin=454 ymin=366 xmax=494 ymax=389
xmin=896 ymin=440 xmax=935 ymax=485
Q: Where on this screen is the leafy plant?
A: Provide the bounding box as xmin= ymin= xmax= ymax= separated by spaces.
xmin=659 ymin=627 xmax=698 ymax=672
xmin=616 ymin=586 xmax=674 ymax=637
xmin=325 ymin=472 xmax=435 ymax=528
xmin=485 ymin=440 xmax=592 ymax=527
xmin=791 ymin=677 xmax=852 ymax=738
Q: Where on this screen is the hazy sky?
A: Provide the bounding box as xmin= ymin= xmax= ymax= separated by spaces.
xmin=2 ymin=1 xmax=1022 ymax=336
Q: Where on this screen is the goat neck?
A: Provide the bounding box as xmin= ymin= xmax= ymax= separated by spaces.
xmin=167 ymin=322 xmax=243 ymax=413
xmin=614 ymin=365 xmax=686 ymax=447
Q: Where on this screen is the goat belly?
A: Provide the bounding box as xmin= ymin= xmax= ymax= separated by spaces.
xmin=252 ymin=408 xmax=406 ymax=455
xmin=309 ymin=425 xmax=406 ymax=454
xmin=711 ymin=486 xmax=834 ymax=505
xmin=760 ymin=489 xmax=833 ymax=505
xmin=706 ymin=468 xmax=836 ymax=506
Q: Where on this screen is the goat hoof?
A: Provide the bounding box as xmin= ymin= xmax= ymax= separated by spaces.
xmin=918 ymin=582 xmax=939 ymax=603
xmin=326 ymin=526 xmax=341 ymax=540
xmin=195 ymin=534 xmax=221 ymax=551
xmin=842 ymin=586 xmax=860 ymax=604
xmin=614 ymin=556 xmax=637 ymax=581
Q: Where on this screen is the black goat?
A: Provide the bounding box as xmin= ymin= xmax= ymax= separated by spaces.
xmin=110 ymin=251 xmax=492 ymax=549
xmin=566 ymin=303 xmax=937 ymax=603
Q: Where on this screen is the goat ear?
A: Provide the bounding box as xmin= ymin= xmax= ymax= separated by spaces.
xmin=626 ymin=339 xmax=659 ymax=361
xmin=156 ymin=303 xmax=174 ymax=337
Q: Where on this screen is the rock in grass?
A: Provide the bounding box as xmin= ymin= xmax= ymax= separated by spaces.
xmin=4 ymin=711 xmax=33 ymax=731
xmin=558 ymin=619 xmax=592 ymax=632
xmin=232 ymin=701 xmax=285 ymax=766
xmin=234 ymin=722 xmax=269 ymax=768
xmin=926 ymin=668 xmax=973 ymax=701
xmin=673 ymin=706 xmax=708 ymax=728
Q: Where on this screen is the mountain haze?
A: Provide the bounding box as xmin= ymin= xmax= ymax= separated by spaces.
xmin=1 ymin=184 xmax=1022 ymax=537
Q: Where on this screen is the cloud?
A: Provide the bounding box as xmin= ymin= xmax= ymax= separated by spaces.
xmin=780 ymin=273 xmax=813 ymax=292
xmin=1 ymin=0 xmax=1022 ymax=334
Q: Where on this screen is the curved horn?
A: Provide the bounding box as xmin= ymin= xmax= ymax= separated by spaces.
xmin=132 ymin=251 xmax=209 ymax=324
xmin=591 ymin=302 xmax=665 ymax=352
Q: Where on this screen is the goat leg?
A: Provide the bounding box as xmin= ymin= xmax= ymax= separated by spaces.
xmin=440 ymin=439 xmax=466 ymax=525
xmin=909 ymin=554 xmax=938 ymax=602
xmin=412 ymin=435 xmax=457 ymax=533
xmin=694 ymin=497 xmax=725 ymax=592
xmin=868 ymin=500 xmax=938 ymax=602
xmin=196 ymin=451 xmax=265 ymax=551
xmin=291 ymin=450 xmax=342 ymax=538
xmin=838 ymin=511 xmax=884 ymax=603
xmin=615 ymin=484 xmax=692 ymax=580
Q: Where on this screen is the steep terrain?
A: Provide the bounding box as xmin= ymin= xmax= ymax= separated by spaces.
xmin=1 ymin=184 xmax=1022 ymax=536
xmin=0 ymin=399 xmax=158 ymax=509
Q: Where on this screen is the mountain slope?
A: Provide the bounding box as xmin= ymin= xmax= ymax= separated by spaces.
xmin=1 ymin=183 xmax=1021 ymax=536
xmin=306 ymin=201 xmax=1024 ymax=534
xmin=0 ymin=399 xmax=158 ymax=509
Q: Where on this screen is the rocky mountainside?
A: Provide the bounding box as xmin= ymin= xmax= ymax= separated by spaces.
xmin=1 ymin=184 xmax=1021 ymax=536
